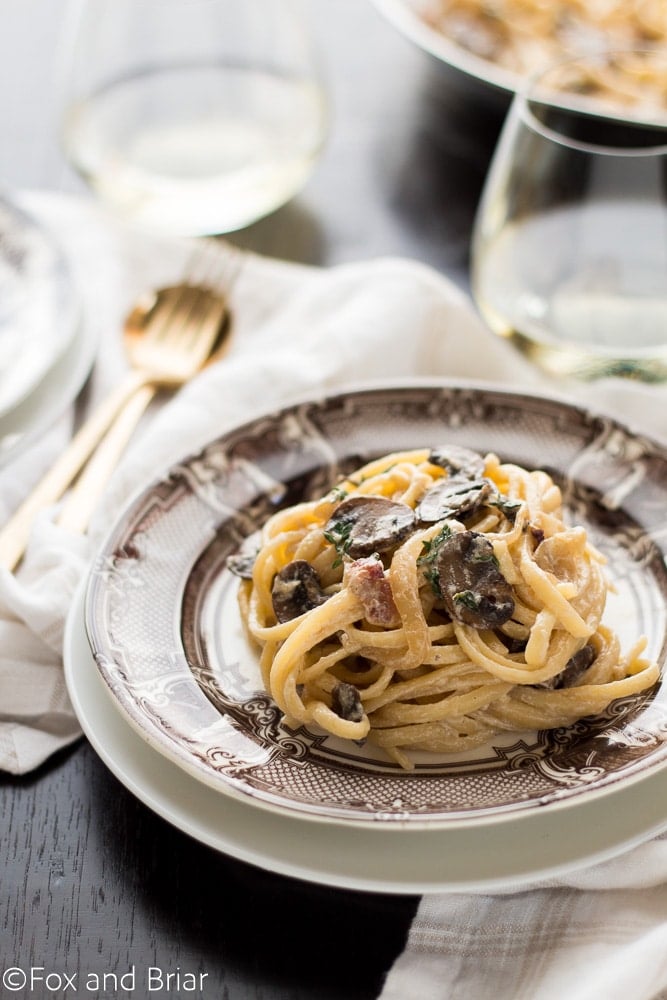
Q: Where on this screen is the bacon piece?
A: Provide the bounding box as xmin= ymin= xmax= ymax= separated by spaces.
xmin=346 ymin=556 xmax=401 ymax=628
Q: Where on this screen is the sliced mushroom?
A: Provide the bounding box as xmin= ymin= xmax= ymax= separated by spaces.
xmin=530 ymin=525 xmax=546 ymax=546
xmin=271 ymin=560 xmax=328 ymax=623
xmin=323 ymin=495 xmax=416 ymax=560
xmin=331 ymin=681 xmax=364 ymax=722
xmin=226 ymin=551 xmax=257 ymax=580
xmin=417 ymin=477 xmax=495 ymax=524
xmin=539 ymin=644 xmax=596 ymax=690
xmin=500 ymin=634 xmax=528 ymax=655
xmin=434 ymin=530 xmax=515 ymax=629
xmin=428 ymin=445 xmax=486 ymax=480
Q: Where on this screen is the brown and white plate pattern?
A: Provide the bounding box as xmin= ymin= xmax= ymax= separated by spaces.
xmin=85 ymin=382 xmax=667 ymax=827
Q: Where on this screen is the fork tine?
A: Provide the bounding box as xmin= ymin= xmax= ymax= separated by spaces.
xmin=155 ymin=286 xmax=219 ymax=356
xmin=138 ymin=239 xmax=233 ymax=343
xmin=157 ymin=285 xmax=207 ymax=338
xmin=133 ymin=284 xmax=191 ymax=346
xmin=168 ymin=288 xmax=231 ymax=366
xmin=156 ymin=240 xmax=241 ymax=354
xmin=145 ymin=243 xmax=214 ymax=337
xmin=186 ymin=236 xmax=245 ymax=293
xmin=187 ymin=293 xmax=231 ymax=358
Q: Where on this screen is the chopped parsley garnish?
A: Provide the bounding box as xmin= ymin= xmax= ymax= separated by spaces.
xmin=418 ymin=523 xmax=453 ymax=565
xmin=423 ymin=566 xmax=442 ymax=598
xmin=470 ymin=547 xmax=499 ymax=567
xmin=417 ymin=522 xmax=453 ymax=597
xmin=328 ymin=486 xmax=348 ymax=502
xmin=453 ymin=590 xmax=483 ymax=612
xmin=323 ymin=519 xmax=354 ymax=568
xmin=489 ymin=496 xmax=523 ymax=522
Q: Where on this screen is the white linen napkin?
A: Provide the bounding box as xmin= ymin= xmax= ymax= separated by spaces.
xmin=2 ymin=193 xmax=667 ymax=1000
xmin=1 ymin=189 xmax=513 ymax=774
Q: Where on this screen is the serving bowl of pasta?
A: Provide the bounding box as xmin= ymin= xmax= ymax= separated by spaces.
xmin=84 ymin=382 xmax=667 ymax=829
xmin=372 ymin=0 xmax=667 ymax=115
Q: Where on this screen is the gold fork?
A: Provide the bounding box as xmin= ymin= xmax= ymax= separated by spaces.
xmin=0 ymin=245 xmax=239 ymax=571
xmin=56 ymin=318 xmax=232 ymax=535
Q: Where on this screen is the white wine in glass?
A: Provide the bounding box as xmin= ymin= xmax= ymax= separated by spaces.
xmin=61 ymin=0 xmax=328 ymax=237
xmin=472 ymin=50 xmax=667 ymax=382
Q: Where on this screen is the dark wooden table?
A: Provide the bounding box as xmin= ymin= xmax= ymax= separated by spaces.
xmin=0 ymin=3 xmax=505 ymax=996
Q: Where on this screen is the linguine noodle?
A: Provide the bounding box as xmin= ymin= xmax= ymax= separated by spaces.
xmin=234 ymin=448 xmax=658 ymax=769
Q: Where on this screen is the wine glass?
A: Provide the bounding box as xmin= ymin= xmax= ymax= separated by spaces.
xmin=471 ymin=49 xmax=667 ymax=382
xmin=60 ymin=0 xmax=328 ymax=237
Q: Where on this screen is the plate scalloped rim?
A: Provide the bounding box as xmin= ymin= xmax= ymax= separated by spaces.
xmin=82 ymin=380 xmax=667 ymax=831
xmin=66 ymin=579 xmax=667 ymax=894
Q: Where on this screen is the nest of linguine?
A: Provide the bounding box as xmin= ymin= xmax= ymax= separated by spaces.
xmin=232 ymin=447 xmax=658 ymax=769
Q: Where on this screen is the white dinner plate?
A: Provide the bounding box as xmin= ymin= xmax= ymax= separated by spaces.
xmin=0 ymin=303 xmax=97 ymax=468
xmin=0 ymin=195 xmax=80 ymax=421
xmin=83 ymin=382 xmax=667 ymax=831
xmin=65 ymin=578 xmax=667 ymax=894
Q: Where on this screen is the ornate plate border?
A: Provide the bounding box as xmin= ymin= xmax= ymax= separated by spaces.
xmin=85 ymin=382 xmax=667 ymax=826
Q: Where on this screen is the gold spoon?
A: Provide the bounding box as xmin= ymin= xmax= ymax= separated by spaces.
xmin=0 ymin=277 xmax=234 ymax=571
xmin=57 ymin=317 xmax=233 ymax=535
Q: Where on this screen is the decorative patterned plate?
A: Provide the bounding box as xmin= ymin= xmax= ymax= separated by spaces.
xmin=66 ymin=583 xmax=667 ymax=892
xmin=85 ymin=382 xmax=667 ymax=827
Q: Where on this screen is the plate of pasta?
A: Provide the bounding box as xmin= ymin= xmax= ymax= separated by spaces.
xmin=85 ymin=382 xmax=667 ymax=827
xmin=372 ymin=0 xmax=667 ymax=116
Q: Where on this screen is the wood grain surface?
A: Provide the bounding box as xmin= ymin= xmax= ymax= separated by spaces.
xmin=2 ymin=743 xmax=419 ymax=998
